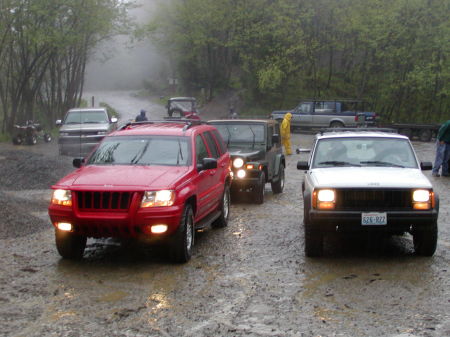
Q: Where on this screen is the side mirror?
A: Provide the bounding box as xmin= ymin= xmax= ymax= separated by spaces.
xmin=73 ymin=158 xmax=85 ymax=168
xmin=297 ymin=161 xmax=309 ymax=170
xmin=272 ymin=134 xmax=280 ymax=144
xmin=420 ymin=161 xmax=432 ymax=171
xmin=110 ymin=117 xmax=118 ymax=123
xmin=56 ymin=120 xmax=62 ymax=126
xmin=197 ymin=158 xmax=217 ymax=171
xmin=296 ymin=148 xmax=311 ymax=154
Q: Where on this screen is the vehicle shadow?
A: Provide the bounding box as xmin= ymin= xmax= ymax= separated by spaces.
xmin=55 ymin=225 xmax=223 ymax=268
xmin=318 ymin=232 xmax=417 ymax=258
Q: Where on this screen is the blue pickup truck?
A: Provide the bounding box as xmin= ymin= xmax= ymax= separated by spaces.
xmin=270 ymin=99 xmax=378 ymax=129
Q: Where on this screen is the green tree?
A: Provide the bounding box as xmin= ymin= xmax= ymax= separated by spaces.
xmin=0 ymin=0 xmax=131 ymax=134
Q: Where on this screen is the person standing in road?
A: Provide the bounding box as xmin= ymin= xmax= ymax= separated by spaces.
xmin=135 ymin=109 xmax=148 ymax=122
xmin=432 ymin=119 xmax=450 ymax=177
xmin=280 ymin=112 xmax=293 ymax=155
xmin=229 ymin=107 xmax=239 ymax=119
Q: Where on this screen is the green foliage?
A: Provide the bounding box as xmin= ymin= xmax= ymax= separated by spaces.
xmin=0 ymin=0 xmax=132 ymax=133
xmin=99 ymin=102 xmax=119 ymax=119
xmin=148 ymin=0 xmax=450 ymax=122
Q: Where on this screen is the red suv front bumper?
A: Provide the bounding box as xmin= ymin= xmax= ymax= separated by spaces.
xmin=49 ymin=197 xmax=184 ymax=239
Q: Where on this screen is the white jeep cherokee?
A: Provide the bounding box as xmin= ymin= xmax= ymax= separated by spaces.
xmin=297 ymin=129 xmax=439 ymax=257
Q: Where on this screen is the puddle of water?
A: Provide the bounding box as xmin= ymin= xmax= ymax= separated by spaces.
xmin=314 ymin=306 xmax=342 ymax=323
xmin=97 ymin=290 xmax=129 ymax=302
xmin=51 ymin=310 xmax=77 ymax=320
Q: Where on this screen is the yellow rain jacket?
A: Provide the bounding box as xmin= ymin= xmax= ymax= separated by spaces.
xmin=280 ymin=112 xmax=292 ymax=155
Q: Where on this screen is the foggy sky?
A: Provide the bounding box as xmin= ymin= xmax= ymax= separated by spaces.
xmin=84 ymin=0 xmax=165 ymax=91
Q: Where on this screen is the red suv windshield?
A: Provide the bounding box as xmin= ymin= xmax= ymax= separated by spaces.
xmin=87 ymin=135 xmax=191 ymax=166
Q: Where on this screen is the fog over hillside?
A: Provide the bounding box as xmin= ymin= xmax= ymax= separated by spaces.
xmin=84 ymin=0 xmax=164 ymax=90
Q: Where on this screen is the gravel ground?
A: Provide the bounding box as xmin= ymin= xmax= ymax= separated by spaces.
xmin=0 ymin=147 xmax=73 ymax=239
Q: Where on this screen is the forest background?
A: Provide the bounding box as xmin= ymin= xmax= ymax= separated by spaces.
xmin=1 ymin=0 xmax=449 ymax=136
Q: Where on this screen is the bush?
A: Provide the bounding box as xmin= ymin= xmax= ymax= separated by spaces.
xmin=99 ymin=102 xmax=120 ymax=118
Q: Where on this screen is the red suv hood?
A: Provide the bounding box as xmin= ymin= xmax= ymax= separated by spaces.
xmin=56 ymin=165 xmax=190 ymax=190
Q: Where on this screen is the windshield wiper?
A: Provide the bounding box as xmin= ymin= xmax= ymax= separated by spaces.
xmin=130 ymin=141 xmax=150 ymax=164
xmin=318 ymin=161 xmax=361 ymax=167
xmin=224 ymin=125 xmax=232 ymax=147
xmin=360 ymin=160 xmax=404 ymax=168
xmin=176 ymin=138 xmax=184 ymax=165
xmin=248 ymin=126 xmax=256 ymax=150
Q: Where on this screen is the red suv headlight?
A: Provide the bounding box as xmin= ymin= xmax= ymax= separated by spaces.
xmin=51 ymin=189 xmax=72 ymax=206
xmin=141 ymin=190 xmax=175 ymax=208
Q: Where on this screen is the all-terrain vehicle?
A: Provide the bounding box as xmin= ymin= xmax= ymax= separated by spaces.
xmin=12 ymin=120 xmax=52 ymax=145
xmin=208 ymin=119 xmax=285 ymax=204
xmin=167 ymin=97 xmax=200 ymax=120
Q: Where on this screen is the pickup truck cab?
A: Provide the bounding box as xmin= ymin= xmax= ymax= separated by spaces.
xmin=56 ymin=108 xmax=118 ymax=157
xmin=271 ymin=99 xmax=377 ymax=130
xmin=48 ymin=120 xmax=231 ymax=263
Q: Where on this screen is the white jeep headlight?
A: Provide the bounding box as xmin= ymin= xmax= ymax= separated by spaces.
xmin=317 ymin=189 xmax=335 ymax=202
xmin=412 ymin=189 xmax=433 ymax=210
xmin=141 ymin=190 xmax=175 ymax=207
xmin=412 ymin=189 xmax=430 ymax=202
xmin=313 ymin=189 xmax=335 ymax=210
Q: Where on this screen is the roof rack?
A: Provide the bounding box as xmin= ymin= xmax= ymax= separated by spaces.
xmin=119 ymin=119 xmax=206 ymax=131
xmin=300 ymin=98 xmax=368 ymax=102
xmin=319 ymin=127 xmax=397 ymax=135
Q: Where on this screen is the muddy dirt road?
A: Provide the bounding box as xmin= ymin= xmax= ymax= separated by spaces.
xmin=0 ymin=92 xmax=449 ymax=337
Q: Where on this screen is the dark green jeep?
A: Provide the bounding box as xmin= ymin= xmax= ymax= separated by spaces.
xmin=208 ymin=119 xmax=285 ymax=204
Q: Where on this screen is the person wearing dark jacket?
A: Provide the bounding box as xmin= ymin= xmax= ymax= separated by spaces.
xmin=432 ymin=119 xmax=450 ymax=177
xmin=135 ymin=109 xmax=148 ymax=122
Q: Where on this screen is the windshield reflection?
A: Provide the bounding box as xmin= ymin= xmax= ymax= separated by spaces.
xmin=87 ymin=136 xmax=191 ymax=166
xmin=312 ymin=137 xmax=418 ymax=169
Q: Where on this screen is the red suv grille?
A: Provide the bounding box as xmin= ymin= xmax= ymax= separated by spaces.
xmin=76 ymin=191 xmax=133 ymax=211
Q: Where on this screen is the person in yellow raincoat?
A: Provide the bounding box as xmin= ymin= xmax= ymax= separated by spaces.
xmin=280 ymin=112 xmax=292 ymax=155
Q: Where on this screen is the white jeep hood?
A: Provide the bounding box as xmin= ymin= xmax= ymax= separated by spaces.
xmin=310 ymin=167 xmax=432 ymax=189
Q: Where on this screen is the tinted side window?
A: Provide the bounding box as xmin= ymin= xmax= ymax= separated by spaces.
xmin=299 ymin=103 xmax=312 ymax=113
xmin=203 ymin=131 xmax=220 ymax=158
xmin=315 ymin=101 xmax=336 ymax=114
xmin=274 ymin=124 xmax=281 ymax=146
xmin=212 ymin=129 xmax=227 ymax=153
xmin=196 ymin=135 xmax=209 ymax=165
xmin=324 ymin=102 xmax=336 ymax=110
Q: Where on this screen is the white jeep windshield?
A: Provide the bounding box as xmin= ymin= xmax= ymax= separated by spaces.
xmin=87 ymin=136 xmax=190 ymax=166
xmin=312 ymin=137 xmax=418 ymax=169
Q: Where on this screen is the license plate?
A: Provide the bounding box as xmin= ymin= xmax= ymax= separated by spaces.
xmin=361 ymin=212 xmax=387 ymax=225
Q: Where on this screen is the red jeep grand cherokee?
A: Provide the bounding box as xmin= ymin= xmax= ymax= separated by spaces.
xmin=48 ymin=120 xmax=231 ymax=263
